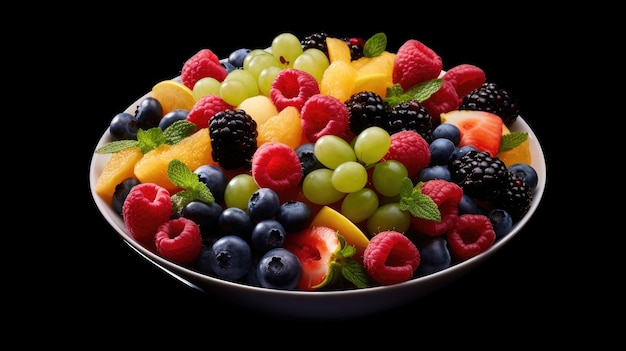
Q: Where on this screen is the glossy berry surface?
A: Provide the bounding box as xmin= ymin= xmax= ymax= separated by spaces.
xmin=194 ymin=164 xmax=228 ymax=204
xmin=109 ymin=112 xmax=139 ymax=141
xmin=158 ymin=109 xmax=189 ymax=130
xmin=256 ymin=247 xmax=302 ymax=290
xmin=112 ymin=177 xmax=140 ymax=215
xmin=247 ymin=187 xmax=280 ymax=221
xmin=208 ymin=235 xmax=252 ymax=281
xmin=251 ymin=219 xmax=286 ymax=253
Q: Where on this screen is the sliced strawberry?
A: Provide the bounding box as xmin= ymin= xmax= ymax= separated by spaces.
xmin=283 ymin=226 xmax=369 ymax=290
xmin=440 ymin=110 xmax=503 ymax=156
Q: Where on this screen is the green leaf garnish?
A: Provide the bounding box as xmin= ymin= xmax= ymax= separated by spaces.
xmin=398 ymin=178 xmax=441 ymax=222
xmin=168 ymin=159 xmax=214 ymax=214
xmin=313 ymin=233 xmax=370 ymax=289
xmin=363 ymin=32 xmax=387 ymax=58
xmin=498 ymin=131 xmax=528 ymax=152
xmin=384 ymin=79 xmax=443 ymax=109
xmin=94 ymin=120 xmax=196 ymax=154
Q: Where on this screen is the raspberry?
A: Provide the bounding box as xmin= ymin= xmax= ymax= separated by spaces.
xmin=300 ymin=94 xmax=349 ymax=142
xmin=410 ymin=179 xmax=463 ymax=236
xmin=392 ymin=39 xmax=443 ymax=91
xmin=442 ymin=64 xmax=486 ymax=99
xmin=270 ymin=69 xmax=320 ymax=112
xmin=186 ymin=94 xmax=233 ymax=130
xmin=181 ymin=49 xmax=227 ymax=90
xmin=363 ymin=231 xmax=420 ymax=286
xmin=155 ymin=217 xmax=203 ymax=266
xmin=447 ymin=214 xmax=496 ymax=260
xmin=252 ymin=142 xmax=303 ymax=194
xmin=122 ymin=183 xmax=172 ymax=244
xmin=422 ymin=79 xmax=460 ymax=125
xmin=382 ymin=130 xmax=430 ymax=180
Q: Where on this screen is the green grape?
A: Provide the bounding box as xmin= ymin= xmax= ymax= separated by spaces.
xmin=353 ymin=126 xmax=391 ymax=165
xmin=314 ymin=135 xmax=356 ymax=169
xmin=224 ymin=69 xmax=259 ymax=97
xmin=224 ymin=174 xmax=259 ymax=210
xmin=341 ymin=188 xmax=379 ymax=223
xmin=247 ymin=53 xmax=281 ymax=79
xmin=331 ymin=161 xmax=367 ymax=193
xmin=366 ymin=203 xmax=411 ymax=236
xmin=302 ymin=168 xmax=345 ymax=205
xmin=257 ymin=66 xmax=282 ymax=96
xmin=192 ymin=77 xmax=221 ymax=101
xmin=293 ymin=50 xmax=329 ymax=83
xmin=243 ymin=49 xmax=272 ymax=71
xmin=271 ymin=33 xmax=303 ymax=69
xmin=372 ymin=160 xmax=408 ymax=197
xmin=219 ymin=79 xmax=250 ymax=106
xmin=302 ymin=48 xmax=329 ymax=67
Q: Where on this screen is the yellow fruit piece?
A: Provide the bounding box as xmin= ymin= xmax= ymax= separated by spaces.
xmin=354 ymin=73 xmax=394 ymax=99
xmin=320 ymin=60 xmax=357 ymax=102
xmin=326 ymin=37 xmax=351 ymax=63
xmin=351 ymin=51 xmax=396 ymax=98
xmin=95 ymin=147 xmax=144 ymax=206
xmin=151 ymin=80 xmax=197 ymax=116
xmin=134 ymin=129 xmax=215 ymax=192
xmin=257 ymin=106 xmax=303 ymax=149
xmin=497 ymin=138 xmax=531 ymax=167
xmin=237 ymin=95 xmax=278 ymax=126
xmin=310 ymin=206 xmax=370 ymax=264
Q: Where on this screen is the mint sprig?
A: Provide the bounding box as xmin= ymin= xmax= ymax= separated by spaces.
xmin=363 ymin=32 xmax=387 ymax=58
xmin=314 ymin=233 xmax=370 ymax=289
xmin=168 ymin=159 xmax=214 ymax=214
xmin=398 ymin=178 xmax=441 ymax=222
xmin=384 ymin=79 xmax=443 ymax=109
xmin=95 ymin=120 xmax=197 ymax=154
xmin=498 ymin=131 xmax=528 ymax=153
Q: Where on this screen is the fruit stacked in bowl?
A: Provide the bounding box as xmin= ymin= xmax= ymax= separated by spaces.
xmin=91 ymin=32 xmax=544 ymax=294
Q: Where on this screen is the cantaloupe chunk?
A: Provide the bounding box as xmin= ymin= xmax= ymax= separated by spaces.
xmin=95 ymin=147 xmax=144 ymax=206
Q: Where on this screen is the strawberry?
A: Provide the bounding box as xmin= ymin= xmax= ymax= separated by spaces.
xmin=392 ymin=39 xmax=442 ymax=92
xmin=283 ymin=226 xmax=370 ymax=290
xmin=181 ymin=49 xmax=227 ymax=90
xmin=440 ymin=110 xmax=503 ymax=156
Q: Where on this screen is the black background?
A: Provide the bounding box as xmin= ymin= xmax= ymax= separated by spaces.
xmin=60 ymin=8 xmax=578 ymax=342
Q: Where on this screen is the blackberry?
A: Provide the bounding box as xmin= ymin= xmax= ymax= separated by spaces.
xmin=459 ymin=82 xmax=520 ymax=126
xmin=387 ymin=100 xmax=433 ymax=142
xmin=449 ymin=150 xmax=509 ymax=202
xmin=345 ymin=91 xmax=388 ymax=135
xmin=342 ymin=37 xmax=365 ymax=60
xmin=208 ymin=109 xmax=258 ymax=170
xmin=494 ymin=172 xmax=533 ymax=222
xmin=301 ymin=32 xmax=329 ymax=57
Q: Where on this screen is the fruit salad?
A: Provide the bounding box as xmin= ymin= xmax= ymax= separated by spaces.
xmin=92 ymin=32 xmax=540 ymax=292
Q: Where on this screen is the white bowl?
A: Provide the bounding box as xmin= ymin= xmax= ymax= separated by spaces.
xmin=89 ymin=92 xmax=547 ymax=320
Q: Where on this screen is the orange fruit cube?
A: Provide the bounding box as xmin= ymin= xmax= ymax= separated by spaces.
xmin=326 ymin=37 xmax=351 ymax=63
xmin=95 ymin=147 xmax=144 ymax=206
xmin=320 ymin=60 xmax=357 ymax=102
xmin=151 ymin=80 xmax=197 ymax=116
xmin=257 ymin=106 xmax=303 ymax=149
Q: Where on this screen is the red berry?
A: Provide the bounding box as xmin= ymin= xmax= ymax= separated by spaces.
xmin=447 ymin=214 xmax=496 ymax=260
xmin=363 ymin=231 xmax=420 ymax=286
xmin=252 ymin=142 xmax=303 ymax=194
xmin=383 ymin=130 xmax=431 ymax=180
xmin=410 ymin=179 xmax=463 ymax=236
xmin=422 ymin=79 xmax=461 ymax=125
xmin=270 ymin=69 xmax=320 ymax=112
xmin=122 ymin=183 xmax=172 ymax=244
xmin=186 ymin=94 xmax=233 ymax=130
xmin=155 ymin=217 xmax=203 ymax=266
xmin=181 ymin=49 xmax=227 ymax=90
xmin=300 ymin=94 xmax=350 ymax=142
xmin=442 ymin=64 xmax=486 ymax=99
xmin=392 ymin=39 xmax=443 ymax=91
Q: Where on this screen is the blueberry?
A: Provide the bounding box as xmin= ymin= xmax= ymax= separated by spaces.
xmin=256 ymin=248 xmax=302 ymax=290
xmin=431 ymin=123 xmax=460 ymax=145
xmin=247 ymin=188 xmax=280 ymax=221
xmin=276 ymin=201 xmax=313 ymax=233
xmin=418 ymin=165 xmax=451 ymax=182
xmin=295 ymin=143 xmax=324 ymax=179
xmin=458 ymin=194 xmax=485 ymax=215
xmin=251 ymin=219 xmax=286 ymax=253
xmin=220 ymin=61 xmax=237 ymax=74
xmin=453 ymin=145 xmax=478 ymax=160
xmin=218 ymin=207 xmax=254 ymax=240
xmin=415 ymin=236 xmax=451 ymax=277
xmin=182 ymin=200 xmax=223 ymax=239
xmin=228 ymin=48 xmax=251 ymax=68
xmin=208 ymin=235 xmax=252 ymax=281
xmin=135 ymin=97 xmax=163 ymax=130
xmin=429 ymin=138 xmax=456 ymax=165
xmin=194 ymin=164 xmax=227 ymax=204
xmin=159 ymin=109 xmax=189 ymax=130
xmin=508 ymin=163 xmax=538 ymax=190
xmin=109 ymin=112 xmax=139 ymax=141
xmin=112 ymin=177 xmax=140 ymax=215
xmin=488 ymin=208 xmax=513 ymax=239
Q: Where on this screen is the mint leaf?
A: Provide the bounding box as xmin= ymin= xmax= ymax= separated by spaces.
xmin=95 ymin=121 xmax=196 ymax=154
xmin=168 ymin=159 xmax=214 ymax=213
xmin=398 ymin=178 xmax=441 ymax=222
xmin=135 ymin=128 xmax=166 ymax=153
xmin=498 ymin=132 xmax=528 ymax=152
xmin=163 ymin=120 xmax=197 ymax=145
xmin=95 ymin=140 xmax=139 ymax=154
xmin=363 ymin=32 xmax=387 ymax=58
xmin=384 ymin=79 xmax=443 ymax=109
